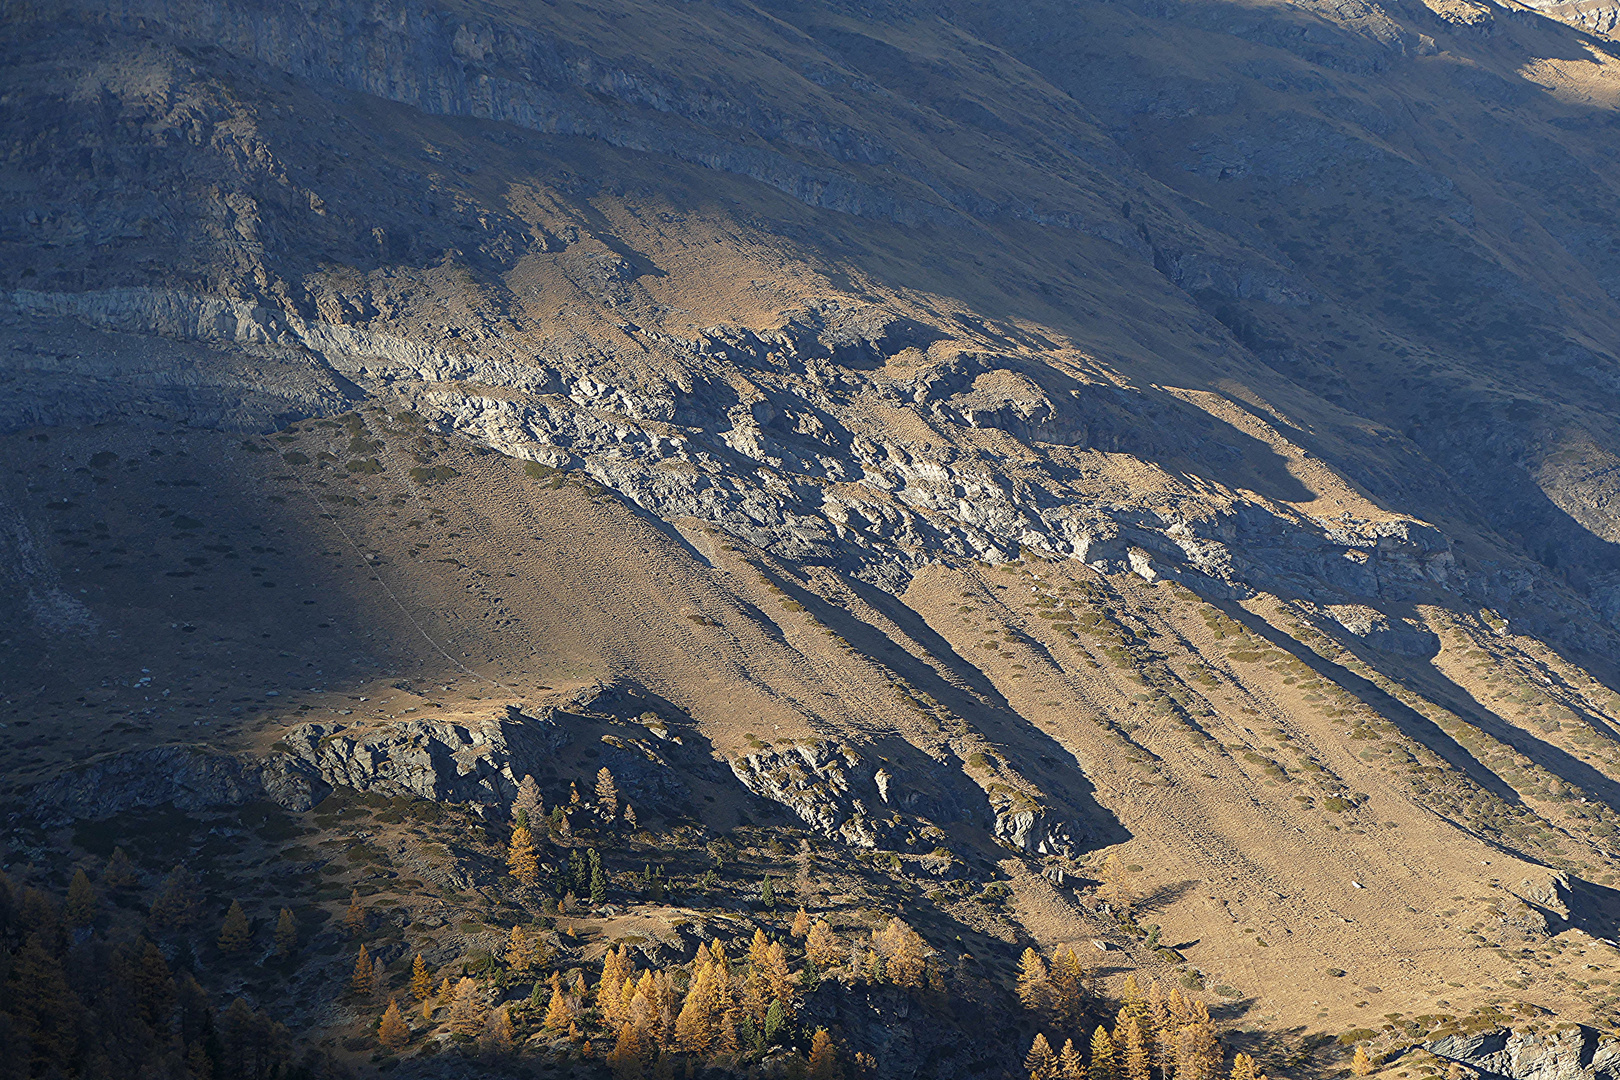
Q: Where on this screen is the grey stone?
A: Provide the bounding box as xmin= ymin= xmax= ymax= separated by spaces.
xmin=1426 ymin=1026 xmax=1620 ymax=1080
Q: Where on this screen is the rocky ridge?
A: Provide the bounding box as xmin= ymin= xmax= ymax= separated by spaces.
xmin=1 ymin=284 xmax=1469 ymax=613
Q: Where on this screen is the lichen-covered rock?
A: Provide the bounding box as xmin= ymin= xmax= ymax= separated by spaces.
xmin=992 ymin=805 xmax=1077 ymax=858
xmin=266 ymin=707 xmax=571 ymax=808
xmin=1426 ymin=1026 xmax=1620 ymax=1080
xmin=730 ymin=741 xmax=885 ymax=846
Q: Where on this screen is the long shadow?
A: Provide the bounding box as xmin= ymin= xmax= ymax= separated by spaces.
xmin=758 ymin=563 xmax=1129 ymax=852
xmin=1561 ymin=877 xmax=1620 ymax=941
xmin=1341 ymin=607 xmax=1620 ymax=818
xmin=1133 ymin=878 xmax=1201 ymax=915
xmin=1203 ymin=594 xmax=1524 ymax=808
xmin=837 ymin=571 xmax=1132 ymax=848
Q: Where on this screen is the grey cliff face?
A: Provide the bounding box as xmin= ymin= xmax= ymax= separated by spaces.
xmin=1427 ymin=1027 xmax=1620 ymax=1080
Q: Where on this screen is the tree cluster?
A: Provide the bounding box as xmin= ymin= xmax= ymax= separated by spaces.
xmin=0 ymin=860 xmax=331 ymax=1080
xmin=1023 ymin=975 xmax=1245 ymax=1080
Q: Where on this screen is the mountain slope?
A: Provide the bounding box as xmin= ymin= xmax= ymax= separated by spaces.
xmin=9 ymin=0 xmax=1620 ymax=1072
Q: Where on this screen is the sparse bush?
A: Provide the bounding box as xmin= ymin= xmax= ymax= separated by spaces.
xmin=408 ymin=465 xmax=460 ymax=484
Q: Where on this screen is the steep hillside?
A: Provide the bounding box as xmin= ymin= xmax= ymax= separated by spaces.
xmin=9 ymin=0 xmax=1620 ymax=1077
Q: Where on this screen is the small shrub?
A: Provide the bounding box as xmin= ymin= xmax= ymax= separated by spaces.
xmin=408 ymin=465 xmax=460 ymax=484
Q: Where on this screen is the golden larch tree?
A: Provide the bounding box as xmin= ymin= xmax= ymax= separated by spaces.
xmin=351 ymin=944 xmax=375 ymax=997
xmin=748 ymin=928 xmax=772 ymax=968
xmin=410 ymin=954 xmax=432 ymax=1002
xmin=1016 ymin=948 xmax=1051 ymax=1012
xmin=1116 ymin=1014 xmax=1152 ymax=1080
xmin=104 ymin=847 xmax=138 ymax=890
xmin=1060 ymin=1039 xmax=1084 ymax=1080
xmin=449 ymin=978 xmax=484 ymax=1036
xmin=544 ymin=982 xmax=573 ymax=1032
xmin=1051 ymin=946 xmax=1085 ymax=1024
xmin=596 ymin=767 xmax=620 ymax=820
xmin=134 ymin=940 xmax=176 ymax=1026
xmin=274 ymin=908 xmax=299 ymax=958
xmin=378 ymin=997 xmax=409 ymax=1051
xmin=508 ymin=824 xmax=540 ymax=887
xmin=484 ymin=1005 xmax=515 ymax=1055
xmin=1173 ymin=1009 xmax=1219 ymax=1080
xmin=1230 ymin=1053 xmax=1257 ymax=1080
xmin=601 ymin=946 xmax=635 ymax=1026
xmin=1121 ymin=974 xmax=1145 ymax=1023
xmin=1100 ymin=851 xmax=1131 ymax=911
xmin=739 ymin=966 xmax=770 ymax=1025
xmin=344 ymin=889 xmax=365 ymax=937
xmin=791 ymin=907 xmax=811 ymax=938
xmin=217 ymin=900 xmax=250 ymax=955
xmin=761 ymin=940 xmax=796 ymax=1010
xmin=506 ymin=924 xmax=533 ymax=971
xmin=1147 ymin=982 xmax=1171 ymax=1078
xmin=806 ymin=920 xmax=841 ymax=968
xmin=809 ymin=1028 xmax=842 ymax=1080
xmin=65 ymin=869 xmax=96 ymax=929
xmin=1090 ymin=1027 xmax=1118 ymax=1080
xmin=1352 ymin=1047 xmax=1376 ymax=1078
xmin=874 ymin=918 xmax=928 ymax=989
xmin=512 ymin=774 xmax=544 ymax=822
xmin=1027 ymin=1034 xmax=1060 ymax=1080
xmin=675 ymin=965 xmax=717 ymax=1052
xmin=717 ymin=1008 xmax=741 ymax=1059
xmin=608 ymin=1021 xmax=649 ymax=1080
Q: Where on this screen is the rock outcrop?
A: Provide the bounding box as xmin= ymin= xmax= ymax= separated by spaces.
xmin=730 ymin=742 xmax=894 ymax=847
xmin=27 ymin=705 xmax=574 ymax=825
xmin=264 ymin=708 xmax=572 ymax=809
xmin=729 ymin=740 xmax=1079 ymax=855
xmin=991 ymin=805 xmax=1077 ymax=858
xmin=1426 ymin=1026 xmax=1620 ymax=1080
xmin=31 ymin=745 xmax=263 ymax=827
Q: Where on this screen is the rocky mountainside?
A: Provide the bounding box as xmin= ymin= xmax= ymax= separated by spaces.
xmin=10 ymin=0 xmax=1620 ymax=1075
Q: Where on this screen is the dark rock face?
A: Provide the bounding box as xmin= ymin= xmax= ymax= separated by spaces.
xmin=28 ymin=707 xmax=572 ymax=824
xmin=30 ymin=745 xmax=261 ymax=827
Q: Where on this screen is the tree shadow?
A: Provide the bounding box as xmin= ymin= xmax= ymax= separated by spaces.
xmin=1132 ymin=878 xmax=1201 ymax=915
